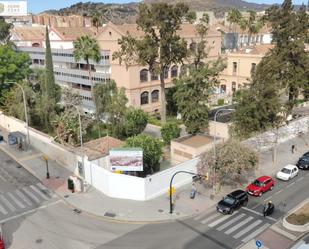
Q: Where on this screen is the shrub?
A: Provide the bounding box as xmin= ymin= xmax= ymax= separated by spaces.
xmin=217 ymin=98 xmax=224 ymax=106
xmin=161 ymin=122 xmax=181 ymax=145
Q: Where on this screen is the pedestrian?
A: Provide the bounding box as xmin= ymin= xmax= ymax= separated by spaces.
xmin=190 ymin=182 xmax=197 ymax=199
xmin=291 ymin=144 xmax=295 ymax=154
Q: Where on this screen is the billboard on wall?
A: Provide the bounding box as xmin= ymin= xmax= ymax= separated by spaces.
xmin=109 ymin=148 xmax=143 ymax=172
xmin=0 ymin=1 xmax=27 ymax=16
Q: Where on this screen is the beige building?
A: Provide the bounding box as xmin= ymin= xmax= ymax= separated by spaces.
xmin=32 ymin=14 xmax=92 ymax=28
xmin=96 ymin=22 xmax=222 ymax=113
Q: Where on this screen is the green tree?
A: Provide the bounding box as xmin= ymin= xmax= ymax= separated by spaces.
xmin=174 ymin=14 xmax=226 ymax=134
xmin=125 ymin=134 xmax=163 ymax=176
xmin=90 ymin=11 xmax=102 ymax=32
xmin=227 ymin=8 xmax=242 ymax=49
xmin=0 ymin=45 xmax=31 ymax=84
xmin=124 ymin=108 xmax=148 ymax=137
xmin=113 ymin=2 xmax=195 ymax=123
xmin=160 ymin=122 xmax=181 ymax=145
xmin=0 ymin=18 xmax=13 ymax=44
xmin=197 ymin=140 xmax=258 ymax=189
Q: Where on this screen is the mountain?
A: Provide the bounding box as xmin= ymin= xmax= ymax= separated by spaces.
xmin=43 ymin=0 xmax=274 ymax=24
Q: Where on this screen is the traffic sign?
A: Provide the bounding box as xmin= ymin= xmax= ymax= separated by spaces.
xmin=255 ymin=240 xmax=262 ymax=248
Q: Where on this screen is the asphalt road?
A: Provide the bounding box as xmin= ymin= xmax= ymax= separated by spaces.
xmin=1 ymin=150 xmax=308 ymax=249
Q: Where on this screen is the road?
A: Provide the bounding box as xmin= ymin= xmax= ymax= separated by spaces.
xmin=1 ymin=149 xmax=308 ymax=249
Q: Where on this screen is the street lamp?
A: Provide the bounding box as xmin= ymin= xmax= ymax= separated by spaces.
xmin=212 ymin=108 xmax=235 ymax=196
xmin=42 ymin=155 xmax=50 ymax=179
xmin=4 ymin=82 xmax=30 ymax=148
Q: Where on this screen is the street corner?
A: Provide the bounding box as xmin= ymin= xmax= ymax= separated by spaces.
xmin=42 ymin=177 xmax=68 ymax=193
xmin=256 ymin=228 xmax=294 ymax=249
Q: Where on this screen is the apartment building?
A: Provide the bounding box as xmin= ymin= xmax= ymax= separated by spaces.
xmin=11 ymin=26 xmax=111 ymax=114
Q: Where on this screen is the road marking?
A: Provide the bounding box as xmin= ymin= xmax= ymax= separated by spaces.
xmin=30 ymin=185 xmax=49 ymax=200
xmin=208 ymin=212 xmax=238 ymax=228
xmin=233 ymin=220 xmax=262 ymax=239
xmin=22 ymin=187 xmax=40 ymax=203
xmin=242 ymin=207 xmax=277 ymax=222
xmin=296 ymin=176 xmax=304 ymax=182
xmin=36 ymin=183 xmax=52 ymax=197
xmin=0 ymin=195 xmax=16 ymax=212
xmin=15 ymin=189 xmax=33 ymax=206
xmin=0 ymin=203 xmax=8 ymax=215
xmin=286 ymin=182 xmax=295 ymax=188
xmin=274 ymin=189 xmax=283 ymax=195
xmin=201 ymin=212 xmax=222 ymax=224
xmin=19 ymin=153 xmax=43 ymax=162
xmin=225 ymin=216 xmax=253 ymax=235
xmin=217 ymin=214 xmax=246 ymax=231
xmin=7 ymin=192 xmax=26 ymax=209
xmin=264 ymin=196 xmax=273 ymax=202
xmin=241 ymin=223 xmax=270 ymax=243
xmin=0 ymin=174 xmax=7 ymax=182
xmin=0 ymin=200 xmax=62 ymax=224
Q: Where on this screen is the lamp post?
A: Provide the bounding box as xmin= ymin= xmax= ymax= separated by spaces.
xmin=5 ymin=82 xmax=30 ymax=148
xmin=212 ymin=108 xmax=235 ymax=195
xmin=42 ymin=155 xmax=50 ymax=179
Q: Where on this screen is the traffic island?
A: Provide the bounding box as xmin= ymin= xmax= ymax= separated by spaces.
xmin=283 ymin=199 xmax=309 ymax=232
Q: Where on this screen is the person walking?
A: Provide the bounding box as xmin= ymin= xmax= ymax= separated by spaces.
xmin=291 ymin=144 xmax=295 ymax=154
xmin=190 ymin=182 xmax=197 ymax=199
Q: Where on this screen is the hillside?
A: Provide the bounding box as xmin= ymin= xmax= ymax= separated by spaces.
xmin=44 ymin=0 xmax=272 ymax=24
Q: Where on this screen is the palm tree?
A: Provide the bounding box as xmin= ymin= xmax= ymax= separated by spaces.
xmin=73 ymin=35 xmax=101 ymax=134
xmin=238 ymin=18 xmax=247 ymax=47
xmin=90 ymin=11 xmax=102 ymax=32
xmin=227 ymin=8 xmax=242 ymax=50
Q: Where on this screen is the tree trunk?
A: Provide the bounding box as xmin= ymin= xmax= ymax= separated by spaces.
xmin=160 ymin=73 xmax=167 ymax=124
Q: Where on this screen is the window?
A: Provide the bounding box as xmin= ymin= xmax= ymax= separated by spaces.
xmin=251 ymin=63 xmax=256 ymax=74
xmin=151 ymin=73 xmax=158 ymax=81
xmin=180 ymin=65 xmax=188 ymax=76
xmin=151 ymin=90 xmax=159 ymax=103
xmin=232 ymin=82 xmax=236 ymax=92
xmin=189 ymin=42 xmax=197 ymax=52
xmin=171 ymin=65 xmax=178 ymax=78
xmin=164 ymin=66 xmax=169 ymax=79
xmin=141 ymin=91 xmax=149 ymax=105
xmin=140 ymin=69 xmax=148 ymax=82
xmin=220 ymin=84 xmax=226 ymax=93
xmin=233 ymin=62 xmax=237 ymax=74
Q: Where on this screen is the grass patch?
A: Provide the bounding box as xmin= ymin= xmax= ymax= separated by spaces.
xmin=286 ymin=203 xmax=309 ymax=225
xmin=148 ymin=115 xmax=183 ymax=127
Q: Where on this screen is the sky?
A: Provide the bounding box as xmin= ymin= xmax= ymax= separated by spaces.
xmin=20 ymin=0 xmax=307 ymax=14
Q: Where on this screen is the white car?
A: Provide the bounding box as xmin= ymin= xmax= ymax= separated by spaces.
xmin=276 ymin=164 xmax=299 ymax=181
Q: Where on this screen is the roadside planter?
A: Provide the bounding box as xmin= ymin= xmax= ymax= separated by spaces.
xmin=283 ymin=200 xmax=309 ymax=232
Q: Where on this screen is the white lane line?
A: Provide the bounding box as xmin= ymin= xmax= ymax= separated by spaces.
xmin=286 ymin=182 xmax=295 ymax=188
xmin=242 ymin=207 xmax=277 ymax=222
xmin=208 ymin=212 xmax=238 ymax=228
xmin=0 ymin=174 xmax=7 ymax=182
xmin=7 ymin=193 xmax=26 ymax=209
xmin=0 ymin=200 xmax=62 ymax=224
xmin=201 ymin=212 xmax=222 ymax=224
xmin=15 ymin=189 xmax=33 ymax=206
xmin=217 ymin=214 xmax=246 ymax=231
xmin=274 ymin=189 xmax=283 ymax=195
xmin=194 ymin=211 xmax=214 ymax=221
xmin=0 ymin=203 xmax=8 ymax=215
xmin=241 ymin=223 xmax=270 ymax=243
xmin=30 ymin=185 xmax=49 ymax=200
xmin=0 ymin=195 xmax=16 ymax=212
xmin=233 ymin=220 xmax=262 ymax=239
xmin=22 ymin=187 xmax=40 ymax=203
xmin=225 ymin=217 xmax=253 ymax=235
xmin=264 ymin=196 xmax=273 ymax=202
xmin=296 ymin=176 xmax=304 ymax=182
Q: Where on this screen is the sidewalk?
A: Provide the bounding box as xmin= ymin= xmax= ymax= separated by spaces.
xmin=0 ymin=129 xmax=308 ymax=223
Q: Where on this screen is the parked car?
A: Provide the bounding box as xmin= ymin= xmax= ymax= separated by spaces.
xmin=296 ymin=152 xmax=309 ymax=170
xmin=217 ymin=190 xmax=248 ymax=214
xmin=0 ymin=226 xmax=4 ymax=249
xmin=276 ymin=165 xmax=299 ymax=181
xmin=246 ymin=176 xmax=275 ymax=197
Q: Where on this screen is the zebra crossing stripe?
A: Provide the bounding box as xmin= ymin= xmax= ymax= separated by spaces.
xmin=36 ymin=183 xmax=52 ymax=197
xmin=201 ymin=212 xmax=222 ymax=224
xmin=0 ymin=195 xmax=16 ymax=212
xmin=30 ymin=185 xmax=49 ymax=200
xmin=0 ymin=203 xmax=8 ymax=215
xmin=22 ymin=187 xmax=40 ymax=203
xmin=208 ymin=212 xmax=238 ymax=228
xmin=216 ymin=214 xmax=246 ymax=231
xmin=15 ymin=189 xmax=33 ymax=206
xmin=233 ymin=220 xmax=262 ymax=239
xmin=241 ymin=223 xmax=270 ymax=243
xmin=7 ymin=192 xmax=26 ymax=209
xmin=225 ymin=216 xmax=253 ymax=235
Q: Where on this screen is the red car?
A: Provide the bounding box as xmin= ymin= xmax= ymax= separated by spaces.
xmin=246 ymin=176 xmax=274 ymax=197
xmin=0 ymin=227 xmax=4 ymax=249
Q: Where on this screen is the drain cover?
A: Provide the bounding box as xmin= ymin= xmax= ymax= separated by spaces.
xmin=104 ymin=212 xmax=116 ymax=218
xmin=64 ymin=195 xmax=69 ymax=198
xmin=158 ymin=209 xmax=163 ymax=213
xmin=73 ymin=208 xmax=82 ymax=214
xmin=16 ymin=165 xmax=22 ymax=168
xmin=5 ymin=159 xmax=13 ymax=164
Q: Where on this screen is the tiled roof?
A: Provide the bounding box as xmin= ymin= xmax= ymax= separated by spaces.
xmin=215 ymin=23 xmax=272 ymax=34
xmin=52 ymin=27 xmax=103 ymax=40
xmin=11 ymin=26 xmax=45 ymax=41
xmin=232 ymin=44 xmax=274 ymax=55
xmin=82 ymin=136 xmax=124 ymax=160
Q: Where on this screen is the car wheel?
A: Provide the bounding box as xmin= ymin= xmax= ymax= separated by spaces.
xmin=270 ymin=185 xmax=274 ymax=191
xmin=229 ymin=209 xmax=234 ymax=215
xmin=288 ymin=177 xmax=291 ymax=181
xmin=243 ymin=200 xmax=248 ymax=207
xmin=259 ymin=192 xmax=262 ymax=197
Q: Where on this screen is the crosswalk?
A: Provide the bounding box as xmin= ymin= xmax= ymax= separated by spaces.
xmin=0 ymin=183 xmax=55 ymax=218
xmin=193 ymin=209 xmax=272 ymax=243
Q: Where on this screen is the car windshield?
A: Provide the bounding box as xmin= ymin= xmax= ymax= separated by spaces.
xmin=281 ymin=168 xmax=291 ymax=174
xmin=223 ymin=196 xmax=236 ymax=205
xmin=300 ymin=157 xmax=309 ymax=161
xmin=252 ymin=180 xmax=262 ymax=187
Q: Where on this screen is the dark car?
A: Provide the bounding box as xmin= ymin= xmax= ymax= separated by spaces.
xmin=217 ymin=190 xmax=248 ymax=214
xmin=297 ymin=151 xmax=309 ymax=170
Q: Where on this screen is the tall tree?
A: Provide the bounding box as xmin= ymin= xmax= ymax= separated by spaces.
xmin=227 ymin=8 xmax=242 ymax=49
xmin=113 ymin=2 xmax=195 ymax=123
xmin=90 ymin=11 xmax=102 ymax=32
xmin=173 ymin=14 xmax=226 ymax=134
xmin=0 ymin=18 xmax=13 ymax=44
